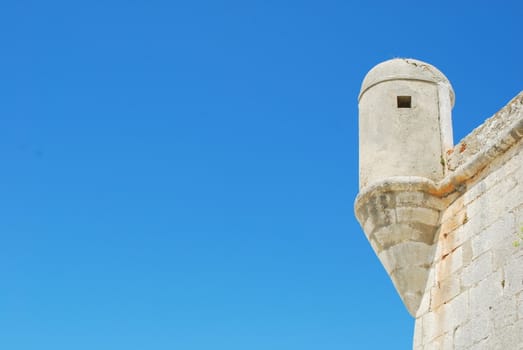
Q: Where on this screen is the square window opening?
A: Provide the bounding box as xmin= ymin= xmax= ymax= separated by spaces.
xmin=397 ymin=96 xmax=412 ymax=108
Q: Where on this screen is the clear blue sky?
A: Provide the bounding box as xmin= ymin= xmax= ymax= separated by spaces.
xmin=1 ymin=1 xmax=521 ymax=349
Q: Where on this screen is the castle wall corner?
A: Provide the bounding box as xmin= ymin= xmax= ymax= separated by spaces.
xmin=413 ymin=127 xmax=523 ymax=349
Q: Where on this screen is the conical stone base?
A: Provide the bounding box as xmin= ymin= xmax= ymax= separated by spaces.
xmin=355 ymin=177 xmax=447 ymax=316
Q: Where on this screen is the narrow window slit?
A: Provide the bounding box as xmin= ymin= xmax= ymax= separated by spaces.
xmin=397 ymin=96 xmax=411 ymax=108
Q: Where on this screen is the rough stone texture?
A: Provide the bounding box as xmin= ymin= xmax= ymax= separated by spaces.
xmin=355 ymin=58 xmax=523 ymax=349
xmin=355 ymin=179 xmax=446 ymax=315
xmin=446 ymin=93 xmax=523 ymax=172
xmin=413 ymin=109 xmax=523 ymax=349
xmin=358 ymin=58 xmax=454 ymax=189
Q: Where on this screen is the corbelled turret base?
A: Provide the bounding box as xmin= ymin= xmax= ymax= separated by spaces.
xmin=354 ymin=177 xmax=449 ymax=316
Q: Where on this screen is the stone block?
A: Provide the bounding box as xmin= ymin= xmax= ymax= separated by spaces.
xmin=369 ymin=208 xmax=397 ymax=231
xmin=500 ymin=147 xmax=523 ymax=177
xmin=413 ymin=318 xmax=423 ymax=349
xmin=440 ymin=196 xmax=464 ymax=223
xmin=492 ymin=237 xmax=523 ymax=272
xmin=464 ymin=176 xmax=517 ymax=234
xmin=396 ymin=207 xmax=440 ymax=226
xmin=431 ymin=275 xmax=461 ymax=309
xmin=440 ymin=208 xmax=467 ymax=237
xmin=373 ymin=222 xmax=436 ymax=250
xmin=462 ymin=239 xmax=473 ymax=268
xmin=453 ymin=322 xmax=471 ymax=349
xmin=490 ymin=183 xmax=523 ymax=220
xmin=395 ymin=191 xmax=425 ymax=207
xmin=463 ymin=181 xmax=487 ymax=206
xmin=518 ymin=293 xmax=523 ymax=320
xmin=472 ymin=214 xmax=514 ymax=258
xmin=416 ymin=288 xmax=431 ymax=317
xmin=453 ymin=311 xmax=490 ymax=349
xmin=425 ymin=332 xmax=453 ymax=350
xmin=436 ymin=245 xmax=463 ymax=277
xmin=490 ymin=296 xmax=517 ymax=330
xmin=503 ymin=253 xmax=523 ymax=296
xmin=381 ymin=241 xmax=434 ymax=270
xmin=488 ymin=318 xmax=523 ymax=350
xmin=515 ymin=204 xmax=523 ymax=229
xmin=462 ymin=252 xmax=493 ymax=288
xmin=444 ymin=225 xmax=471 ymax=257
xmin=469 ymin=270 xmax=504 ymax=315
xmin=441 ymin=291 xmax=469 ymax=334
xmin=421 ymin=311 xmax=439 ymax=344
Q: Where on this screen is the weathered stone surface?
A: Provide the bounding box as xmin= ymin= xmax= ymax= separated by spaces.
xmin=413 ymin=137 xmax=523 ymax=349
xmin=430 ymin=274 xmax=460 ymax=309
xmin=355 ymin=58 xmax=523 ymax=348
xmin=358 ymin=59 xmax=454 ymax=189
xmin=461 ymin=252 xmax=493 ymax=288
xmin=355 ymin=180 xmax=443 ymax=316
xmin=447 ymin=93 xmax=523 ymax=172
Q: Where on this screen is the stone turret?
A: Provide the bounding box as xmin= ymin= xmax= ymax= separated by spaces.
xmin=355 ymin=58 xmax=523 ymax=347
xmin=355 ymin=58 xmax=455 ymax=316
xmin=358 ymin=58 xmax=455 ymax=188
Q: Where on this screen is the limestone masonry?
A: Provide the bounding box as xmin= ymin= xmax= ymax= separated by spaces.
xmin=354 ymin=58 xmax=523 ymax=349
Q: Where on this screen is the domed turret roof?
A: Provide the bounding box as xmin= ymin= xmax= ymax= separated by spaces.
xmin=359 ymin=58 xmax=455 ymax=106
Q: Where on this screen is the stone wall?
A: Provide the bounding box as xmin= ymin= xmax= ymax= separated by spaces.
xmin=413 ymin=98 xmax=523 ymax=349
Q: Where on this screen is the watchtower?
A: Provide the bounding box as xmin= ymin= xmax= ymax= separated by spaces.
xmin=355 ymin=58 xmax=455 ymax=316
xmin=358 ymin=58 xmax=454 ymax=188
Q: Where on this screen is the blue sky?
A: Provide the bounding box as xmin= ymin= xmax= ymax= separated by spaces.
xmin=0 ymin=1 xmax=521 ymax=349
